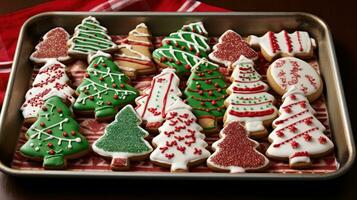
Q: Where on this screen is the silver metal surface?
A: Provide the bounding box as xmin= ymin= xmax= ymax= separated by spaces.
xmin=0 ymin=12 xmax=354 ymax=179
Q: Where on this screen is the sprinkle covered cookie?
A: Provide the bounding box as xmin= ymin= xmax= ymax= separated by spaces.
xmin=20 ymin=96 xmax=89 ymax=169
xmin=92 ymin=105 xmax=153 ymax=171
xmin=209 ymin=30 xmax=258 ymax=67
xmin=30 ymin=27 xmax=71 ymax=64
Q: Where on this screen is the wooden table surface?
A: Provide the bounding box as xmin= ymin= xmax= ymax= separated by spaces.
xmin=1 ymin=0 xmax=356 ymax=199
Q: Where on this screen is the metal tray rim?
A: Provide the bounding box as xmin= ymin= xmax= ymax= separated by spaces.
xmin=0 ymin=11 xmax=355 ymax=180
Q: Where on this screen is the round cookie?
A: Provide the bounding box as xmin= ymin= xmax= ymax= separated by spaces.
xmin=267 ymin=57 xmax=323 ymax=102
xmin=150 ymin=99 xmax=211 ymax=172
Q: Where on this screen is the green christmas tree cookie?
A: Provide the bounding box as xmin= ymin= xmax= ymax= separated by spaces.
xmin=20 ymin=96 xmax=89 ymax=169
xmin=73 ymin=51 xmax=139 ymax=120
xmin=92 ymin=105 xmax=153 ymax=171
xmin=152 ymin=22 xmax=211 ymax=76
xmin=184 ymin=58 xmax=228 ymax=133
xmin=68 ymin=16 xmax=117 ymax=58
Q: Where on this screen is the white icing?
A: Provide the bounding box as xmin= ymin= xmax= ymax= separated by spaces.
xmin=135 ymin=68 xmax=182 ymax=125
xmin=116 ymin=44 xmax=151 ymax=61
xmin=88 ymin=50 xmax=111 ymax=63
xmin=209 ymin=30 xmax=257 ymax=66
xmin=92 ymin=105 xmax=153 ymax=159
xmin=29 ymin=27 xmax=71 ymax=63
xmin=248 ymin=30 xmax=314 ymax=58
xmin=225 ymin=56 xmax=278 ymax=133
xmin=266 ymin=87 xmax=334 ymax=165
xmin=21 ymin=59 xmax=75 ymax=119
xmin=182 ymin=22 xmax=208 ymax=35
xmin=269 ymin=57 xmax=321 ymax=97
xmin=290 ymin=155 xmax=311 ymax=165
xmin=150 ymin=99 xmax=210 ymax=172
xmin=207 ymin=121 xmax=269 ymax=173
xmin=129 ymin=23 xmax=150 ymax=37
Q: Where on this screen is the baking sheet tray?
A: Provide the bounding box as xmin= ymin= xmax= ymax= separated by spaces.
xmin=0 ymin=12 xmax=354 ymax=179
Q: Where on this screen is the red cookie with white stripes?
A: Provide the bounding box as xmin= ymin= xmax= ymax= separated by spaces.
xmin=114 ymin=23 xmax=156 ymax=78
xmin=267 ymin=57 xmax=323 ymax=102
xmin=247 ymin=30 xmax=316 ymax=62
xmin=266 ymin=87 xmax=334 ymax=169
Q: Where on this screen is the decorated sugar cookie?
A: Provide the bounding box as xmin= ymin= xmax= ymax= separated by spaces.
xmin=209 ymin=30 xmax=258 ymax=67
xmin=135 ymin=68 xmax=182 ymax=132
xmin=207 ymin=121 xmax=269 ymax=173
xmin=73 ymin=51 xmax=139 ymax=121
xmin=20 ymin=96 xmax=89 ymax=169
xmin=114 ymin=23 xmax=156 ymax=78
xmin=21 ymin=59 xmax=75 ymax=124
xmin=152 ymin=22 xmax=210 ymax=76
xmin=267 ymin=57 xmax=323 ymax=102
xmin=150 ymin=99 xmax=210 ymax=172
xmin=92 ymin=105 xmax=153 ymax=171
xmin=248 ymin=30 xmax=315 ymax=62
xmin=30 ymin=27 xmax=71 ymax=64
xmin=68 ymin=16 xmax=117 ymax=58
xmin=266 ymin=87 xmax=334 ymax=168
xmin=225 ymin=56 xmax=278 ymax=138
xmin=184 ymin=58 xmax=228 ymax=133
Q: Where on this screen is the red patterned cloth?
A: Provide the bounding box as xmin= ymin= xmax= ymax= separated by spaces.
xmin=0 ymin=0 xmax=228 ymax=105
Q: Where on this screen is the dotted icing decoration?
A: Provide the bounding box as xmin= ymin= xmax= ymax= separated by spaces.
xmin=68 ymin=16 xmax=117 ymax=56
xmin=73 ymin=51 xmax=139 ymax=119
xmin=20 ymin=96 xmax=89 ymax=169
xmin=150 ymin=99 xmax=211 ymax=172
xmin=266 ymin=87 xmax=334 ymax=166
xmin=92 ymin=105 xmax=153 ymax=170
xmin=21 ymin=59 xmax=75 ymax=119
xmin=152 ymin=22 xmax=211 ymax=76
xmin=184 ymin=58 xmax=228 ymax=131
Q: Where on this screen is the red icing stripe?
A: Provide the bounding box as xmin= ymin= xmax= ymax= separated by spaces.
xmin=229 ymin=108 xmax=275 ymax=117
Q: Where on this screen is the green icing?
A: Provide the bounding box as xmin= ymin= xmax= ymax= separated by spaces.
xmin=73 ymin=55 xmax=139 ymax=119
xmin=184 ymin=59 xmax=227 ymax=129
xmin=152 ymin=22 xmax=210 ymax=76
xmin=70 ymin=17 xmax=116 ymax=54
xmin=20 ymin=96 xmax=89 ymax=168
xmin=93 ymin=105 xmax=152 ymax=154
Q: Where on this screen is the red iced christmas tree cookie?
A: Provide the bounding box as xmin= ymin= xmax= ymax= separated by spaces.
xmin=266 ymin=87 xmax=334 ymax=169
xmin=30 ymin=27 xmax=71 ymax=64
xmin=114 ymin=23 xmax=156 ymax=78
xmin=150 ymin=99 xmax=211 ymax=172
xmin=207 ymin=121 xmax=269 ymax=173
xmin=135 ymin=68 xmax=182 ymax=132
xmin=225 ymin=56 xmax=278 ymax=138
xmin=209 ymin=30 xmax=258 ymax=67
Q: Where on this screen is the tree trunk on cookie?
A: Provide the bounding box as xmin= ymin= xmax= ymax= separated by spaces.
xmin=73 ymin=51 xmax=138 ymax=121
xmin=135 ymin=68 xmax=182 ymax=132
xmin=225 ymin=56 xmax=278 ymax=138
xmin=152 ymin=22 xmax=211 ymax=76
xmin=114 ymin=23 xmax=156 ymax=78
xmin=184 ymin=58 xmax=228 ymax=133
xmin=266 ymin=87 xmax=334 ymax=169
xmin=150 ymin=99 xmax=210 ymax=172
xmin=92 ymin=105 xmax=153 ymax=171
xmin=20 ymin=96 xmax=89 ymax=169
xmin=68 ymin=16 xmax=117 ymax=58
xmin=207 ymin=121 xmax=269 ymax=173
